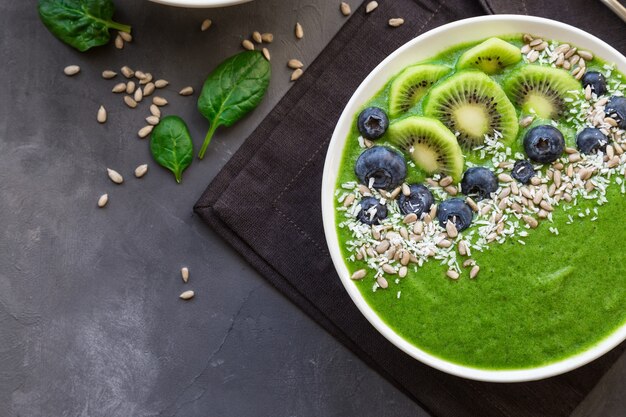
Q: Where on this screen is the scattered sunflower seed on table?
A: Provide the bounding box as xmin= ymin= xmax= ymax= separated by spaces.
xmin=340 ymin=2 xmax=351 ymax=16
xmin=200 ymin=18 xmax=212 ymax=31
xmin=138 ymin=125 xmax=154 ymax=138
xmin=261 ymin=32 xmax=273 ymax=43
xmin=97 ymin=194 xmax=108 ymax=208
xmin=242 ymin=39 xmax=254 ymax=51
xmin=179 ymin=290 xmax=194 ymax=300
xmin=119 ymin=31 xmax=132 ymax=42
xmin=97 ymin=106 xmax=107 ymax=123
xmin=252 ymin=31 xmax=262 ymax=43
xmin=114 ymin=34 xmax=124 ymax=49
xmin=179 ymin=86 xmax=194 ymax=96
xmin=63 ymin=65 xmax=80 ymax=76
xmin=291 ymin=68 xmax=303 ymax=81
xmin=102 ymin=70 xmax=117 ymax=79
xmin=181 ymin=267 xmax=189 ymax=283
xmin=295 ymin=22 xmax=304 ymax=39
xmin=287 ymin=59 xmax=303 ymax=69
xmin=134 ymin=164 xmax=148 ymax=178
xmin=107 ymin=168 xmax=123 ymax=184
xmin=366 ymin=1 xmax=378 ymax=13
xmin=262 ymin=47 xmax=270 ymax=61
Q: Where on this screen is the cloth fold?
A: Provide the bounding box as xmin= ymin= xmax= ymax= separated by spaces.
xmin=195 ymin=1 xmax=626 ymax=416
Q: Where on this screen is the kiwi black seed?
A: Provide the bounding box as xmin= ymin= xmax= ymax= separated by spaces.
xmin=388 ymin=64 xmax=451 ymax=118
xmin=503 ymin=65 xmax=582 ymax=120
xmin=385 ymin=116 xmax=464 ymax=182
xmin=423 ymin=71 xmax=519 ymax=148
xmin=457 ymin=37 xmax=522 ymax=75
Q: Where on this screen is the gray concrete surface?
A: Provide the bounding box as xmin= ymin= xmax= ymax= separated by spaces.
xmin=0 ymin=1 xmax=623 ymax=416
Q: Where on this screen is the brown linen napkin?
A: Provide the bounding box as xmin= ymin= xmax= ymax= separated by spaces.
xmin=194 ymin=1 xmax=626 ymax=416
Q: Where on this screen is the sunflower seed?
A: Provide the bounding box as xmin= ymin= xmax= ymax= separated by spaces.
xmin=388 ymin=18 xmax=404 ymax=27
xmin=114 ymin=35 xmax=124 ymax=49
xmin=179 ymin=290 xmax=195 ymax=300
xmin=124 ymin=96 xmax=137 ymax=108
xmin=498 ymin=173 xmax=514 ymax=183
xmin=134 ymin=88 xmax=143 ymax=102
xmin=102 ymin=70 xmax=117 ymax=79
xmin=529 ymin=38 xmax=543 ymax=47
xmin=608 ymin=155 xmax=620 ymax=168
xmin=521 ymin=44 xmax=531 ymax=54
xmin=578 ymin=50 xmax=593 ymax=61
xmin=363 ymin=138 xmax=373 ymax=148
xmin=469 ymin=265 xmax=480 ymax=279
xmin=382 ymin=264 xmax=397 ymax=275
xmin=201 ymin=18 xmax=212 ymax=31
xmin=340 ymin=2 xmax=351 ymax=15
xmin=97 ymin=105 xmax=107 ymax=123
xmin=569 ymin=54 xmax=580 ymax=66
xmin=126 ymin=81 xmax=136 ymax=94
xmin=375 ymin=240 xmax=390 ymax=254
xmin=520 ymin=115 xmax=535 ymax=127
xmin=585 ymin=180 xmax=595 ymax=192
xmin=366 ymin=1 xmax=378 ymax=13
xmin=287 ymin=59 xmax=304 ymax=70
xmin=540 ymin=200 xmax=554 ymax=212
xmin=562 ymin=60 xmax=571 ymax=70
xmin=138 ymin=125 xmax=154 ymax=138
xmin=242 ymin=39 xmax=254 ymax=50
xmin=398 ymin=266 xmax=408 ymax=278
xmin=178 ymin=86 xmax=193 ymax=96
xmin=565 ymin=47 xmax=577 ymax=59
xmin=444 ymin=185 xmax=458 ymax=196
xmin=446 ymin=270 xmax=459 ymax=280
xmin=180 ymin=267 xmax=189 ymax=283
xmin=522 ymin=215 xmax=538 ymax=228
xmin=261 ymin=32 xmax=274 ymax=43
xmin=523 ymin=34 xmax=534 ymax=42
xmin=604 ymin=117 xmax=618 ymax=127
xmin=446 ymin=221 xmax=458 ymax=238
xmin=351 ymin=269 xmax=366 ymax=280
xmin=149 ymin=104 xmax=161 ymax=118
xmin=465 ymin=197 xmax=479 ymax=212
xmin=134 ymin=164 xmax=148 ymax=178
xmin=401 ymin=183 xmax=411 ymax=196
xmin=439 ymin=176 xmax=453 ymax=187
xmin=527 ymin=50 xmax=539 ymax=62
xmin=63 ymin=65 xmax=80 ymax=76
xmin=403 ymin=213 xmax=418 ymax=224
xmin=437 ymin=239 xmax=452 ymax=249
xmin=97 ymin=194 xmax=108 ymax=208
xmin=343 ymin=193 xmax=355 ymax=207
xmin=377 ymin=276 xmax=389 ymax=289
xmin=134 ymin=70 xmax=147 ymax=80
xmin=555 ymin=53 xmax=565 ymax=67
xmin=250 ymin=31 xmax=262 ymax=44
xmin=262 ymin=47 xmax=270 ymax=61
xmin=107 ymin=168 xmax=123 ymax=184
xmin=291 ymin=68 xmax=304 ymax=81
xmin=143 ymin=82 xmax=155 ymax=97
xmin=154 ymin=79 xmax=169 ymax=88
xmin=295 ymin=22 xmax=304 ymax=39
xmin=112 ymin=83 xmax=126 ymax=93
xmin=118 ymin=30 xmax=132 ymax=42
xmin=121 ymin=66 xmax=134 ymax=78
xmin=534 ymin=41 xmax=548 ymax=51
xmin=413 ymin=221 xmax=423 ymax=235
xmin=152 ymin=96 xmax=168 ymax=106
xmin=568 ymin=153 xmax=581 ymax=163
xmin=146 ymin=116 xmax=160 ymax=126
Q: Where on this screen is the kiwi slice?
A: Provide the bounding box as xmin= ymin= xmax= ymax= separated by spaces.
xmin=386 ymin=116 xmax=464 ymax=182
xmin=388 ymin=64 xmax=451 ymax=118
xmin=457 ymin=37 xmax=522 ymax=74
xmin=422 ymin=71 xmax=519 ymax=148
xmin=503 ymin=65 xmax=582 ymax=120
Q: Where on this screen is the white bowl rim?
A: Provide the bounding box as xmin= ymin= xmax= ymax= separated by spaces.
xmin=321 ymin=14 xmax=626 ymax=383
xmin=148 ymin=0 xmax=253 ymax=8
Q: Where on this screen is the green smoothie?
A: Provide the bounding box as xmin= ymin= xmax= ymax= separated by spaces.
xmin=334 ymin=35 xmax=626 ymax=369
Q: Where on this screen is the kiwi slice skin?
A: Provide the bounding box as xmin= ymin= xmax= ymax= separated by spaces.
xmin=457 ymin=37 xmax=522 ymax=75
xmin=385 ymin=116 xmax=464 ymax=182
xmin=503 ymin=65 xmax=582 ymax=120
xmin=388 ymin=64 xmax=451 ymax=118
xmin=422 ymin=70 xmax=519 ymax=148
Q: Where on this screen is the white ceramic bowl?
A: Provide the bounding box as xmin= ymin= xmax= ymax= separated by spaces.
xmin=149 ymin=0 xmax=252 ymax=7
xmin=321 ymin=15 xmax=626 ymax=383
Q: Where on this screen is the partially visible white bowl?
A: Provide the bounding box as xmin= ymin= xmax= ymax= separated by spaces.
xmin=321 ymin=15 xmax=626 ymax=383
xmin=149 ymin=0 xmax=252 ymax=7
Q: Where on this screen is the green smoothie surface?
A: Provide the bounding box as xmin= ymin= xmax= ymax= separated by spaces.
xmin=334 ymin=34 xmax=626 ymax=369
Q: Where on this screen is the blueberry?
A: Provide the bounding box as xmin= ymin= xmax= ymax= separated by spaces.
xmin=357 ymin=196 xmax=388 ymax=225
xmin=605 ymin=96 xmax=626 ymax=129
xmin=576 ymin=127 xmax=610 ymax=154
xmin=460 ymin=167 xmax=498 ymax=201
xmin=354 ymin=146 xmax=407 ymax=190
xmin=523 ymin=125 xmax=565 ymax=164
xmin=581 ymin=71 xmax=607 ymax=97
xmin=437 ymin=199 xmax=473 ymax=232
xmin=511 ymin=160 xmax=535 ymax=184
xmin=357 ymin=107 xmax=389 ymax=140
xmin=397 ymin=184 xmax=434 ymax=217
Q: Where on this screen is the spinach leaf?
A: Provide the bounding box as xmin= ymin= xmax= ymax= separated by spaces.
xmin=197 ymin=51 xmax=271 ymax=159
xmin=150 ymin=116 xmax=194 ymax=184
xmin=38 ymin=0 xmax=131 ymax=52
